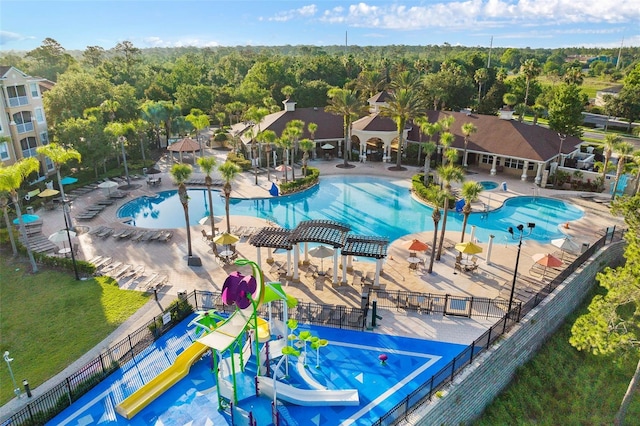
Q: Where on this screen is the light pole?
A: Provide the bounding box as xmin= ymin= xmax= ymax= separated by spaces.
xmin=62 ymin=198 xmax=80 ymax=280
xmin=119 ymin=136 xmax=131 ymax=187
xmin=3 ymin=351 xmax=21 ymax=398
xmin=506 ymin=222 xmax=536 ymax=321
xmin=554 ymin=133 xmax=566 ymax=187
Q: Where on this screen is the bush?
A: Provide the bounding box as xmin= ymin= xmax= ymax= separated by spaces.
xmin=226 ymin=152 xmax=251 ymax=171
xmin=279 ymin=167 xmax=319 ymax=195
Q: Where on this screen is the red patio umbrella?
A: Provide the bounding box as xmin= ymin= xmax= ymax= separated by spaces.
xmin=532 ymin=253 xmax=563 ymax=280
xmin=407 ymin=239 xmax=429 ymax=255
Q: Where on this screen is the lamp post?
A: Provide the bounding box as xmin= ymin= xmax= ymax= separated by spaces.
xmin=62 ymin=198 xmax=80 ymax=280
xmin=119 ymin=136 xmax=131 ymax=187
xmin=554 ymin=133 xmax=567 ymax=187
xmin=506 ymin=222 xmax=536 ymax=325
xmin=3 ymin=351 xmax=21 ymax=398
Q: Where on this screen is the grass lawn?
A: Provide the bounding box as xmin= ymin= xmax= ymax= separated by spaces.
xmin=0 ymin=252 xmax=149 ymax=405
xmin=475 ymin=288 xmax=640 ymax=425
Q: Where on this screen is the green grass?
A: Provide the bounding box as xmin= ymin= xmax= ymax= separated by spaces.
xmin=0 ymin=253 xmax=149 ymax=405
xmin=475 ymin=289 xmax=640 ymax=425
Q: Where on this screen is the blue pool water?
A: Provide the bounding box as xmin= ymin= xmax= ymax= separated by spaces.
xmin=117 ymin=176 xmax=583 ymax=244
xmin=479 ymin=180 xmax=498 ymax=190
xmin=49 ymin=314 xmax=467 ymax=425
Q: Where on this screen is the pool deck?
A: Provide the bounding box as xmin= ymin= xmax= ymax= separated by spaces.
xmin=1 ymin=148 xmax=624 ymax=417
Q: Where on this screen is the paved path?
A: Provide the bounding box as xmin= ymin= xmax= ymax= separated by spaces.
xmin=0 ymin=149 xmax=623 ymax=418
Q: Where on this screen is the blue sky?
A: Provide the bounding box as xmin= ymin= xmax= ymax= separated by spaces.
xmin=1 ymin=0 xmax=639 ymax=52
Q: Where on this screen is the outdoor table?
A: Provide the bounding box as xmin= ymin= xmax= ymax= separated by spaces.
xmin=58 ymin=247 xmax=71 ymax=257
xmin=219 ymin=249 xmax=233 ymax=260
xmin=407 ymin=256 xmax=421 ymax=269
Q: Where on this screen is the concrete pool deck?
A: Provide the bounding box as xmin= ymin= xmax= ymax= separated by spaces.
xmin=1 ymin=148 xmax=624 ymax=418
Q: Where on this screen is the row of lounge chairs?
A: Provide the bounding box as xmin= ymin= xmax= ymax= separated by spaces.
xmin=89 ymin=226 xmax=173 ymax=242
xmin=89 ymin=255 xmax=167 ymax=290
xmin=184 ymin=178 xmax=224 ymax=186
xmin=230 ymin=226 xmax=259 ymax=238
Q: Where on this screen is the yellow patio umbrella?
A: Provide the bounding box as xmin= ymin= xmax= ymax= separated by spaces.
xmin=212 ymin=232 xmax=240 ymax=246
xmin=37 ymin=188 xmax=60 ymax=198
xmin=454 ymin=241 xmax=483 ymax=255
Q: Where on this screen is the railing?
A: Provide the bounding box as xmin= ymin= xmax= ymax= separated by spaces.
xmin=8 ymin=96 xmax=28 ymax=107
xmin=373 ymin=226 xmax=624 ymax=426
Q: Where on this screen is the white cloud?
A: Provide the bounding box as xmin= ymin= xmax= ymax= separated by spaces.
xmin=268 ymin=4 xmax=318 ymax=22
xmin=0 ymin=30 xmax=35 ymax=46
xmin=141 ymin=36 xmax=219 ymax=48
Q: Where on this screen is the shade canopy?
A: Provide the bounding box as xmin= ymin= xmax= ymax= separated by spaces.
xmin=13 ymin=214 xmax=39 ymax=225
xmin=551 ymin=237 xmax=580 ymax=253
xmin=213 ymin=232 xmax=240 ymax=245
xmin=60 ymin=176 xmax=78 ymax=185
xmin=309 ymin=245 xmax=334 ymax=259
xmin=407 ymin=239 xmax=429 ymax=252
xmin=167 ymin=137 xmax=200 ymax=152
xmin=532 ymin=253 xmax=563 ymax=267
xmin=275 ymin=165 xmax=292 ymax=172
xmin=199 ymin=215 xmax=223 ymax=226
xmin=455 ymin=241 xmax=483 ymax=255
xmin=98 ymin=181 xmax=118 ymax=189
xmin=321 ymin=143 xmax=335 ymax=150
xmin=38 ymin=188 xmax=60 ymax=198
xmin=49 ymin=229 xmax=76 ymax=243
xmin=146 ymin=167 xmax=162 ymax=175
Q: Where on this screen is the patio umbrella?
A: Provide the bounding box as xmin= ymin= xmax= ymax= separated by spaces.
xmin=321 ymin=143 xmax=334 ymax=150
xmin=147 ymin=167 xmax=162 ymax=175
xmin=213 ymin=232 xmax=240 ymax=246
xmin=275 ymin=165 xmax=292 ymax=172
xmin=13 ymin=214 xmax=39 ymax=225
xmin=551 ymin=237 xmax=580 ymax=260
xmin=407 ymin=239 xmax=429 ymax=253
xmin=455 ymin=241 xmax=483 ymax=255
xmin=49 ymin=229 xmax=76 ymax=243
xmin=532 ymin=253 xmax=563 ymax=280
xmin=98 ymin=180 xmax=118 ymax=196
xmin=198 ymin=215 xmax=223 ymax=226
xmin=37 ymin=188 xmax=60 ymax=198
xmin=60 ymin=176 xmax=78 ymax=185
xmin=308 ymin=245 xmax=334 ymax=274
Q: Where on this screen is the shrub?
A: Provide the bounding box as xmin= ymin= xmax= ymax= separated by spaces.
xmin=226 ymin=152 xmax=251 ymax=171
xmin=279 ymin=167 xmax=319 ymax=195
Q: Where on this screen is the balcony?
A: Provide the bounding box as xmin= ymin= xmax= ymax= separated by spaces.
xmin=8 ymin=96 xmax=29 ymax=107
xmin=15 ymin=122 xmax=34 ymax=134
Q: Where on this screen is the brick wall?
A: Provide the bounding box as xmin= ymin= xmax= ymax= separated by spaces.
xmin=408 ymin=242 xmax=626 ymax=426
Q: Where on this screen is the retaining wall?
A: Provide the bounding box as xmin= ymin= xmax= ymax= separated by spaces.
xmin=410 ymin=242 xmax=626 ymax=425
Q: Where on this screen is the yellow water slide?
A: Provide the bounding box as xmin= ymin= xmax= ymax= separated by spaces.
xmin=115 ymin=341 xmax=209 ymax=419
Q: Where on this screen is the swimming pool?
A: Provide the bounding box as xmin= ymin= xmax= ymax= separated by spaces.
xmin=49 ymin=314 xmax=467 ymax=425
xmin=117 ymin=176 xmax=583 ymax=244
xmin=479 ymin=180 xmax=498 ymax=190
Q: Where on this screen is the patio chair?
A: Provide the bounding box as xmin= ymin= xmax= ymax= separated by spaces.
xmin=610 ymin=174 xmax=629 ymax=196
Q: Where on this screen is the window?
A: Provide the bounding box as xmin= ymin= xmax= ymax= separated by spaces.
xmin=20 ymin=136 xmax=38 ymax=158
xmin=35 ymin=107 xmax=44 ymax=123
xmin=481 ymin=155 xmax=500 ymax=166
xmin=40 ymin=131 xmax=49 ymax=144
xmin=12 ymin=111 xmax=33 ymax=133
xmin=29 ymin=82 xmax=39 ymax=98
xmin=0 ymin=142 xmax=9 ymax=161
xmin=503 ymin=158 xmax=535 ymax=171
xmin=7 ymin=85 xmax=28 ymax=107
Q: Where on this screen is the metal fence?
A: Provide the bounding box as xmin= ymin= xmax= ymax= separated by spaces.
xmin=373 ymin=226 xmax=624 ymax=426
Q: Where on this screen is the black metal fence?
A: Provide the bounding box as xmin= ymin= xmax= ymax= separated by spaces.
xmin=372 ymin=226 xmax=624 ymax=426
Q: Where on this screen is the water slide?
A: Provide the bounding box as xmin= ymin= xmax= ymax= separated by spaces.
xmin=256 ymin=376 xmax=360 ymax=406
xmin=115 ymin=341 xmax=209 ymax=419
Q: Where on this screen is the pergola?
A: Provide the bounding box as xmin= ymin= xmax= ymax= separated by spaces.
xmin=248 ymin=220 xmax=389 ymax=285
xmin=167 ymin=137 xmax=200 ymax=164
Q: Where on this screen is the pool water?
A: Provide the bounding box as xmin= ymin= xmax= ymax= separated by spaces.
xmin=479 ymin=180 xmax=498 ymax=190
xmin=49 ymin=314 xmax=467 ymax=426
xmin=117 ymin=176 xmax=583 ymax=244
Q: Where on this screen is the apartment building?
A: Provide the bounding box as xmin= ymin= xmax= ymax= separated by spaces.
xmin=0 ymin=65 xmax=54 ymax=180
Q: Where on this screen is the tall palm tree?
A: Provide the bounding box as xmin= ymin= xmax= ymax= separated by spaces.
xmin=389 ymin=70 xmax=420 ymax=91
xmin=422 ymin=141 xmax=437 ymax=186
xmin=439 ymin=132 xmax=455 ymax=166
xmin=326 ymin=88 xmax=362 ymax=167
xmin=36 ymin=143 xmax=81 ymax=229
xmin=474 ymin=67 xmax=489 ymax=108
xmin=299 ymin=138 xmax=314 ymax=177
xmin=245 ymin=106 xmax=269 ymax=185
xmin=425 ymin=185 xmax=447 ymax=274
xmin=307 ymin=122 xmax=318 ymax=160
xmin=611 ymin=142 xmax=634 ymax=200
xmin=256 ymin=129 xmax=277 ymax=182
xmin=503 ymin=93 xmax=517 ymax=110
xmin=355 ymin=70 xmax=385 ymax=100
xmin=380 ymin=88 xmax=425 ymax=169
xmin=0 ymin=158 xmax=40 ymax=272
xmin=185 ymin=108 xmax=210 ymax=154
xmin=197 ymin=156 xmax=218 ymax=237
xmin=601 ymin=133 xmax=622 ymax=182
xmin=0 ymin=192 xmax=17 ymax=255
xmin=284 ymin=119 xmax=304 ymax=181
xmin=460 ymin=181 xmax=484 ymax=242
xmin=218 ymin=161 xmax=241 ymax=233
xmin=436 ymin=164 xmax=465 ymax=260
xmin=520 ymin=59 xmax=541 ymax=111
xmin=461 ymin=122 xmax=477 ymax=168
xmin=170 ymin=163 xmax=194 ymax=261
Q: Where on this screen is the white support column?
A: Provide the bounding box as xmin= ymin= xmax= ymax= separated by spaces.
xmin=374 ymin=260 xmax=382 ymax=287
xmin=521 ymin=161 xmax=529 ymax=181
xmin=486 ymin=234 xmax=494 ymax=265
xmin=535 ymin=162 xmax=543 ymax=185
xmin=286 ymin=250 xmax=292 ymax=277
xmin=470 ymin=225 xmax=476 ymax=243
xmin=341 ymin=254 xmax=347 ymax=284
xmin=256 ymin=247 xmax=261 ymax=271
xmin=293 ymin=244 xmax=299 ymax=281
xmin=332 ymin=251 xmax=339 ymax=284
xmin=267 ymin=248 xmax=274 ymax=263
xmin=304 ymin=242 xmax=309 ymax=263
xmin=347 ymin=255 xmax=353 ymax=270
xmin=490 ymin=155 xmax=498 ymax=176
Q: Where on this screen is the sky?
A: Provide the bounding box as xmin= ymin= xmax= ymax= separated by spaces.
xmin=1 ymin=0 xmax=639 ymax=52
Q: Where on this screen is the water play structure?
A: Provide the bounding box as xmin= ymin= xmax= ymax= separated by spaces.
xmin=115 ymin=259 xmax=359 ymax=421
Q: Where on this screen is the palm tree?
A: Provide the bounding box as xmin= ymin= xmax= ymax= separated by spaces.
xmin=197 ymin=156 xmax=218 ymax=237
xmin=611 ymin=142 xmax=634 ymax=200
xmin=36 ymin=143 xmax=81 ymax=229
xmin=520 ymin=59 xmax=541 ymax=111
xmin=185 ymin=108 xmax=210 ymax=154
xmin=299 ymin=138 xmax=314 ymax=177
xmin=389 ymin=70 xmax=420 ymax=91
xmin=218 ymin=161 xmax=241 ymax=233
xmin=601 ymin=133 xmax=622 ymax=182
xmin=0 ymin=158 xmax=40 ymax=272
xmin=256 ymin=129 xmax=277 ymax=181
xmin=474 ymin=68 xmax=489 ymax=108
xmin=461 ymin=122 xmax=477 ymax=168
xmin=424 ymin=185 xmax=447 ymax=274
xmin=355 ymin=70 xmax=385 ymax=100
xmin=307 ymin=122 xmax=318 ymax=160
xmin=436 ymin=164 xmax=465 ymax=260
xmin=0 ymin=192 xmax=17 ymax=255
xmin=277 ymin=134 xmax=293 ymax=183
xmin=380 ymin=88 xmax=425 ymax=169
xmin=170 ymin=163 xmax=194 ymax=261
xmin=439 ymin=132 xmax=455 ymax=166
xmin=326 ymin=88 xmax=362 ymax=167
xmin=460 ymin=181 xmax=484 ymax=242
xmin=422 ymin=141 xmax=437 ymax=186
xmin=284 ymin=120 xmax=304 ymax=181
xmin=503 ymin=93 xmax=517 ymax=110
xmin=245 ymin=106 xmax=269 ymax=185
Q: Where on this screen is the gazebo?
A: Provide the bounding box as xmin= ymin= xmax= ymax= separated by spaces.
xmin=167 ymin=137 xmax=201 ymax=164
